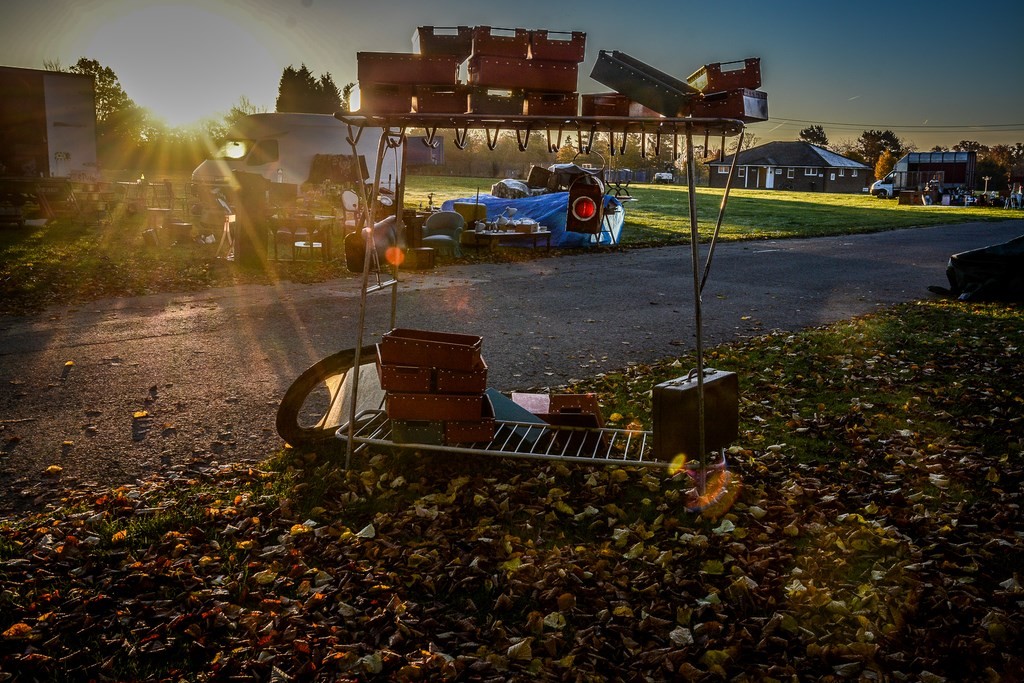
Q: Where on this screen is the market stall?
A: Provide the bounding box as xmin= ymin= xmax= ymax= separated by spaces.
xmin=326 ymin=112 xmax=747 ymax=489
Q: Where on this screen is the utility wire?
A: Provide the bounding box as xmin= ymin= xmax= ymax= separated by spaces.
xmin=763 ymin=117 xmax=1024 ymax=132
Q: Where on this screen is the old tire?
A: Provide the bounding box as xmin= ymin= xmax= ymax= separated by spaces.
xmin=276 ymin=345 xmax=377 ymax=447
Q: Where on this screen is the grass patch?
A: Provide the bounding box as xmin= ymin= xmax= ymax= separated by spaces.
xmin=1 ymin=174 xmax=1012 ymax=314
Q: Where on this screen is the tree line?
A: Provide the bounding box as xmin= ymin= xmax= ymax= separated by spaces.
xmin=45 ymin=58 xmax=352 ymax=176
xmin=44 ymin=57 xmax=1024 ymax=190
xmin=798 ymin=124 xmax=1024 ymax=192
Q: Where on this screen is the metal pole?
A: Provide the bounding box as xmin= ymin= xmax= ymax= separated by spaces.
xmin=684 ymin=125 xmax=707 ymax=494
xmin=700 ymin=129 xmax=745 ymax=293
xmin=345 ymin=127 xmax=390 ymax=469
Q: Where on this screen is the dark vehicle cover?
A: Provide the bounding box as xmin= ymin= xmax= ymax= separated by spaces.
xmin=929 ymin=235 xmax=1024 ymax=301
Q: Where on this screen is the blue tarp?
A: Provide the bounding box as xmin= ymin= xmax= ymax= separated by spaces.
xmin=441 ymin=193 xmax=624 ymax=248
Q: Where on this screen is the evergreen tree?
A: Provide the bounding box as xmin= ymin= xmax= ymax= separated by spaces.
xmin=799 ymin=125 xmax=829 ymax=147
xmin=276 ymin=64 xmax=344 ymax=114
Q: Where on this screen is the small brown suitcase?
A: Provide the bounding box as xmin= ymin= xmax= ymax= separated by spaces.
xmin=652 ymin=369 xmax=738 ymax=462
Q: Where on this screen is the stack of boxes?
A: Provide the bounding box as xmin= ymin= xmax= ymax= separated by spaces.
xmin=376 ymin=328 xmax=494 ymax=445
xmin=357 ymin=27 xmax=585 ymax=116
xmin=467 ymin=27 xmax=584 ymax=116
xmin=684 ymin=58 xmax=767 ymax=122
xmin=590 ymin=51 xmax=767 ymax=123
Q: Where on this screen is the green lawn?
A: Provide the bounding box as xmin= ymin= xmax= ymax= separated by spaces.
xmin=0 ymin=174 xmax=1014 ymax=314
xmin=406 ymin=174 xmax=1012 ymax=242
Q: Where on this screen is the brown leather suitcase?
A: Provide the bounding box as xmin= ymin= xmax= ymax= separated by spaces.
xmin=652 ymin=369 xmax=738 ymax=462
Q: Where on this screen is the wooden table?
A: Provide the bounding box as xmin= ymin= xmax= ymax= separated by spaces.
xmin=469 ymin=228 xmax=552 ymax=252
xmin=269 ymin=214 xmax=336 ymax=260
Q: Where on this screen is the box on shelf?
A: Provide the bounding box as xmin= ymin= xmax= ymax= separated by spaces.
xmin=391 ymin=419 xmax=445 ymax=445
xmin=690 ymin=88 xmax=768 ymax=122
xmin=444 ymin=395 xmax=495 ymax=444
xmin=386 ymin=392 xmax=487 ymax=421
xmin=413 ymin=26 xmax=473 ymax=61
xmin=358 ymin=83 xmax=414 ymax=114
xmin=651 ymin=369 xmax=738 ymax=462
xmin=528 ymin=30 xmax=586 ymax=62
xmin=471 ymin=26 xmax=530 ymax=59
xmin=376 ymin=346 xmax=434 ymax=393
xmin=414 ymin=84 xmax=469 ymax=114
xmin=435 ymin=356 xmax=488 ymax=394
xmin=379 ymin=328 xmax=483 ymax=371
xmin=469 ymin=55 xmax=578 ymax=93
xmin=467 ymin=87 xmax=526 ymax=115
xmin=590 ymin=50 xmax=699 ymax=117
xmin=581 ymin=93 xmax=661 ymax=118
xmin=357 ymin=52 xmax=460 ymax=86
xmin=524 ymin=91 xmax=579 ymax=116
xmin=685 ymin=58 xmax=761 ymax=93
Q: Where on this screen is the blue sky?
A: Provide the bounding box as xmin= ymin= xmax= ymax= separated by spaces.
xmin=2 ymin=0 xmax=1022 ymax=149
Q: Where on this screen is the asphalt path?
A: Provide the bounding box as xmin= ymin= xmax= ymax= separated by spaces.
xmin=1 ymin=219 xmax=1021 ymax=513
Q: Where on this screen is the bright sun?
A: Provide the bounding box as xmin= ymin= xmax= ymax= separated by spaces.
xmin=83 ymin=2 xmax=280 ymax=128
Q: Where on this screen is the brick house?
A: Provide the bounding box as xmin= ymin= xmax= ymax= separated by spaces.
xmin=708 ymin=141 xmax=870 ymax=193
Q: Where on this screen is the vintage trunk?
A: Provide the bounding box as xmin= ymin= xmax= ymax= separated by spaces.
xmin=357 ymin=52 xmax=460 ymax=85
xmin=469 ymin=56 xmax=579 ymax=93
xmin=686 ymin=58 xmax=762 ymax=93
xmin=358 ymin=83 xmax=414 ymax=114
xmin=414 ymin=85 xmax=469 ymax=114
xmin=467 ymin=87 xmax=526 ymax=115
xmin=524 ymin=91 xmax=579 ymax=116
xmin=581 ymin=93 xmax=662 ymax=118
xmin=471 ymin=26 xmax=530 ymax=59
xmin=413 ymin=26 xmax=473 ymax=61
xmin=528 ymin=30 xmax=586 ymax=62
xmin=435 ymin=357 xmax=488 ymax=394
xmin=690 ymin=89 xmax=768 ymax=122
xmin=386 ymin=392 xmax=487 ymax=421
xmin=378 ymin=328 xmax=483 ymax=371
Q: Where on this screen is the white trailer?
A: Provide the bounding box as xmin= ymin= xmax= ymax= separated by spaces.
xmin=0 ymin=65 xmax=98 ymax=179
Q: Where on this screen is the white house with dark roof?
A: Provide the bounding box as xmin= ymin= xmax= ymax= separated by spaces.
xmin=708 ymin=141 xmax=871 ymax=193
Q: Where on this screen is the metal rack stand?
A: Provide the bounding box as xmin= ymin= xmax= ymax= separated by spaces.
xmin=335 ymin=113 xmax=746 ymax=476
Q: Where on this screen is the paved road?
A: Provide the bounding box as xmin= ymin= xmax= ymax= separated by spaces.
xmin=1 ymin=220 xmax=1021 ymax=512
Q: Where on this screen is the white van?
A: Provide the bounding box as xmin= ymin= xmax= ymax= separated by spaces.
xmin=191 ymin=112 xmax=401 ymax=191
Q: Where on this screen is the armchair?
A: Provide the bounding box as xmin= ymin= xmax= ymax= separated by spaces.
xmin=421 ymin=211 xmax=465 ymax=257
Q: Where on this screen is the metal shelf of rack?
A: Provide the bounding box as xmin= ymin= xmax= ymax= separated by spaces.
xmin=339 ymin=409 xmax=667 ymax=467
xmin=334 ymin=112 xmax=747 ymax=473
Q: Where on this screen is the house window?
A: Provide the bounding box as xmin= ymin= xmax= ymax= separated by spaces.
xmin=737 ymin=167 xmax=746 ymax=178
xmin=787 ymin=168 xmax=795 ymax=179
xmin=852 ymin=170 xmax=858 ymax=177
xmin=804 ymin=167 xmax=817 ymax=176
xmin=718 ymin=166 xmax=728 ymax=174
xmin=839 ymin=169 xmax=845 ymax=177
xmin=775 ymin=169 xmax=782 ymax=174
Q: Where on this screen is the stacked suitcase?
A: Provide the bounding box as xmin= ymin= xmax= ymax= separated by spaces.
xmin=376 ymin=328 xmax=494 ymax=445
xmin=356 ymin=27 xmax=585 ymax=116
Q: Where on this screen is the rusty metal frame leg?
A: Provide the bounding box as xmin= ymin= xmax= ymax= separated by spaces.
xmin=345 ymin=128 xmax=394 ymax=470
xmin=684 ymin=124 xmax=707 ymax=496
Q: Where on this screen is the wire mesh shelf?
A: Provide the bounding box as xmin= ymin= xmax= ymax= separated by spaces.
xmin=337 ymin=409 xmax=673 ymax=468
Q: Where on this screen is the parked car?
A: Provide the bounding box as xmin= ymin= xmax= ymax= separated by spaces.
xmin=654 ymin=171 xmax=674 ymax=184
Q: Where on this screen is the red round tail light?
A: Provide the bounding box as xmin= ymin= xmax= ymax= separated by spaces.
xmin=572 ymin=196 xmax=597 ymax=221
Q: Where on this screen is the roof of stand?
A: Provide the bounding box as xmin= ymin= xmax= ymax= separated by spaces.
xmin=334 ymin=113 xmax=745 ymax=138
